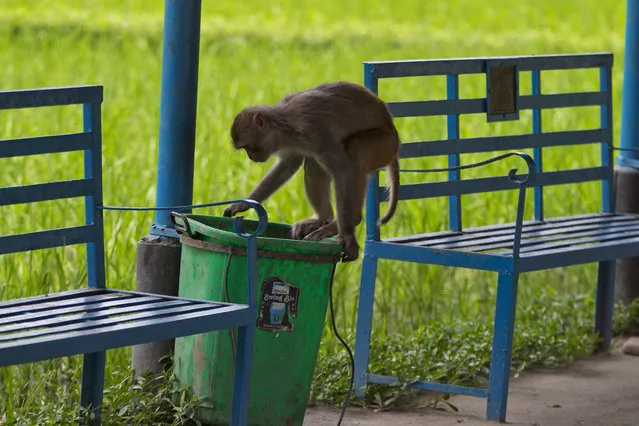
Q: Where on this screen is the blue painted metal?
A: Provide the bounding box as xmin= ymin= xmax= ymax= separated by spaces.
xmin=532 ymin=70 xmax=544 ymax=221
xmin=364 ymin=63 xmax=381 ymax=242
xmin=151 ymin=0 xmax=203 ymax=238
xmin=353 ymin=250 xmax=379 ymax=398
xmin=367 ymin=374 xmax=488 ymax=398
xmin=399 ymin=129 xmax=610 ymax=158
xmin=446 ymin=74 xmax=462 ymax=231
xmin=0 ymin=133 xmax=92 ymax=158
xmin=619 ymin=0 xmax=639 ymax=169
xmin=0 ymin=85 xmax=103 ymax=110
xmin=81 ymin=351 xmax=106 ymax=426
xmin=0 ymin=85 xmax=265 ymax=426
xmin=353 ymin=53 xmax=628 ymax=423
xmin=84 ymin=101 xmax=106 ymax=289
xmin=486 ymin=271 xmax=519 ymax=422
xmin=0 ymin=179 xmax=94 ymax=206
xmin=599 ymin=66 xmax=614 ymax=213
xmin=387 ymin=91 xmax=607 ymax=118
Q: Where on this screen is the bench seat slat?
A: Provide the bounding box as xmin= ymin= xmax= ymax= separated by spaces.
xmin=384 ymin=212 xmax=617 ymax=244
xmin=468 ymin=223 xmax=639 ymax=253
xmin=0 ymin=292 xmax=135 ymax=318
xmin=0 ymin=300 xmax=195 ymax=341
xmin=430 ymin=219 xmax=637 ymax=250
xmin=414 ymin=214 xmax=634 ymax=247
xmin=0 ymin=289 xmax=250 ymax=367
xmin=378 ymin=213 xmax=639 ymax=271
xmin=0 ymin=295 xmax=161 ymax=326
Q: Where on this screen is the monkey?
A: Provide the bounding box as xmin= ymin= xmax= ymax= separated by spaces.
xmin=222 ymin=81 xmax=400 ymax=262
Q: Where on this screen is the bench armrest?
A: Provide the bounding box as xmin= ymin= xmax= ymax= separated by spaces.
xmin=401 ymin=152 xmax=536 ymax=258
xmin=171 ymin=199 xmax=268 ymax=309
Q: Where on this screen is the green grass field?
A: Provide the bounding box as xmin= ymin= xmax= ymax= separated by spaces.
xmin=0 ymin=0 xmax=637 ymax=424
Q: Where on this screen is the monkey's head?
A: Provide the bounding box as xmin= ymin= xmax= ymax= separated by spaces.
xmin=230 ymin=107 xmax=281 ymax=163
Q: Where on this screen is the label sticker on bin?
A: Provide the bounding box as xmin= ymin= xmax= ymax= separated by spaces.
xmin=257 ymin=278 xmax=300 ymax=332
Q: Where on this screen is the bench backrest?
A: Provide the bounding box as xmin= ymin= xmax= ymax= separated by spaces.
xmin=364 ymin=53 xmax=614 ymax=237
xmin=0 ymin=86 xmax=106 ymax=288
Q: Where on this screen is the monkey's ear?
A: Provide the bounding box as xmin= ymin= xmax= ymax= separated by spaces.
xmin=253 ymin=112 xmax=267 ymax=129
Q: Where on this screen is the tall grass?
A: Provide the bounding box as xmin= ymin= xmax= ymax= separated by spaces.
xmin=0 ymin=0 xmax=634 ymax=422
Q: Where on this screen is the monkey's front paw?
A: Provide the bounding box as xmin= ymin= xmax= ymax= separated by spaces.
xmin=303 ymin=227 xmax=337 ymax=242
xmin=291 ymin=218 xmax=325 ymax=240
xmin=338 ymin=235 xmax=359 ymax=262
xmin=222 ymin=202 xmax=251 ymax=217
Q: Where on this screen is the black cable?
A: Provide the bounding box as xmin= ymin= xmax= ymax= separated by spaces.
xmin=327 ymin=265 xmax=355 ymax=426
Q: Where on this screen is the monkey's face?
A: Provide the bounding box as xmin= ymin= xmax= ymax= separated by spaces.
xmin=230 ymin=109 xmax=277 ymax=163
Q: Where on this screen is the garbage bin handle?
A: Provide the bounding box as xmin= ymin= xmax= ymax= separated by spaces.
xmin=170 ymin=212 xmax=195 ymax=237
xmin=169 ymin=199 xmax=268 ymax=239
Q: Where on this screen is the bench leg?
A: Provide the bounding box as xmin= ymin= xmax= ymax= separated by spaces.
xmin=353 ymin=252 xmax=379 ymax=400
xmin=230 ymin=323 xmax=255 ymax=426
xmin=80 ymin=350 xmax=106 ymax=426
xmin=595 ymin=260 xmax=616 ymax=352
xmin=486 ymin=271 xmax=519 ymax=423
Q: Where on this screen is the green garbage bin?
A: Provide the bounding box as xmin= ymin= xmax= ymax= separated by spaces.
xmin=173 ymin=214 xmax=343 ymax=426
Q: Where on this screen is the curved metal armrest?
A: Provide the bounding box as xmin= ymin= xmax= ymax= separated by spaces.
xmin=170 ymin=198 xmax=269 ymax=240
xmin=401 ymin=151 xmax=537 ymax=258
xmin=400 ymin=151 xmax=537 ymax=186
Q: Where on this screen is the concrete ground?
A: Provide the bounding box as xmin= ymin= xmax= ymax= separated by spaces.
xmin=304 ymin=341 xmax=639 ymax=426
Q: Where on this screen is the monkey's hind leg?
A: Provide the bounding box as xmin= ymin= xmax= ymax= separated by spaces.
xmin=291 ymin=157 xmax=334 ymax=240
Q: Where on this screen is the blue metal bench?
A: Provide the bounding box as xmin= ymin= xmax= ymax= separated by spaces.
xmin=352 ymin=53 xmax=637 ymax=422
xmin=0 ymin=85 xmax=264 ymax=426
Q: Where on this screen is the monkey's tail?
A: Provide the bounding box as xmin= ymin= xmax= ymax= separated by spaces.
xmin=378 ymin=157 xmax=400 ymax=226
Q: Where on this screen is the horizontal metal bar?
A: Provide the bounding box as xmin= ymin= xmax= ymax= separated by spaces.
xmin=500 ymin=228 xmax=639 ymax=256
xmin=368 ymin=53 xmax=613 ymax=78
xmin=416 ymin=214 xmax=633 ymax=247
xmin=0 ymin=225 xmax=98 ymax=255
xmin=0 ymin=295 xmax=161 ymax=326
xmin=365 ymin=240 xmax=512 ymax=271
xmin=388 ymin=92 xmax=607 ymax=118
xmin=0 ymin=288 xmax=106 ymax=309
xmin=382 ymin=167 xmax=607 ymax=201
xmin=0 ymin=179 xmax=94 ymax=206
xmin=472 ymin=223 xmax=639 ymax=253
xmin=0 ymin=292 xmax=132 ymax=319
xmin=0 ymin=304 xmax=252 ymax=367
xmin=367 ymin=374 xmax=487 ymax=398
xmin=519 ymin=237 xmax=639 ymax=272
xmin=384 ymin=213 xmax=628 ymax=244
xmin=0 ymin=300 xmax=194 ymax=342
xmin=0 ymin=133 xmax=93 ymax=158
xmin=399 ymin=129 xmax=610 ymax=158
xmin=0 ymin=86 xmax=103 ymax=110
xmin=432 ymin=219 xmax=638 ymax=251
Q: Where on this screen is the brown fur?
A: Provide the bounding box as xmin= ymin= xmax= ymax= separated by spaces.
xmin=223 ymin=81 xmax=401 ymax=261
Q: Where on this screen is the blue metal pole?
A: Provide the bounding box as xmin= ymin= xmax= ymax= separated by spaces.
xmin=132 ymin=0 xmax=203 ymax=377
xmin=620 ymin=0 xmax=639 ymax=167
xmin=615 ymin=0 xmax=639 ymax=304
xmin=151 ymin=0 xmax=202 ymax=237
